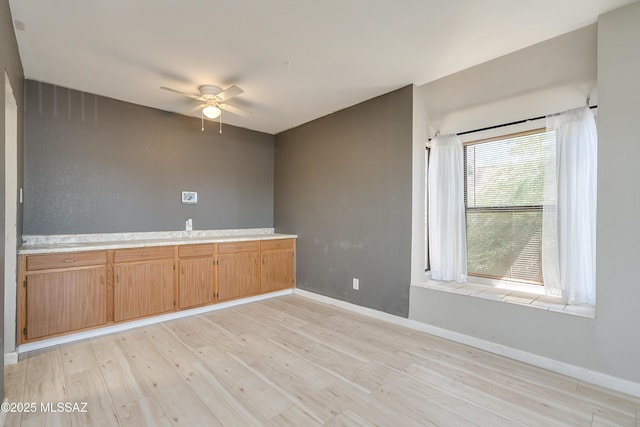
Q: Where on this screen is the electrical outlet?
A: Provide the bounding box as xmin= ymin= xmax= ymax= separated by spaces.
xmin=352 ymin=278 xmax=359 ymax=290
xmin=186 ymin=218 xmax=193 ymax=231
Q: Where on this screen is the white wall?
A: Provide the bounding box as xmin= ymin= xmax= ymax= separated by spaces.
xmin=410 ymin=2 xmax=640 ymax=386
xmin=4 ymin=73 xmax=18 ymax=359
xmin=410 ymin=85 xmax=430 ymax=284
xmin=420 ymin=24 xmax=597 ymax=137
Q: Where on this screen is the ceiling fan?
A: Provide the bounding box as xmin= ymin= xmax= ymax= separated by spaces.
xmin=160 ymin=84 xmax=250 ymax=132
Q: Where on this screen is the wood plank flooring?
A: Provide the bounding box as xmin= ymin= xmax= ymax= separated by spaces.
xmin=4 ymin=295 xmax=640 ymax=426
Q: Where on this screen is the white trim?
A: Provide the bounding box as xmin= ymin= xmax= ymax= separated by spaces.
xmin=18 ymin=289 xmax=293 ymax=354
xmin=4 ymin=351 xmax=18 ymax=365
xmin=294 ymin=288 xmax=640 ymax=398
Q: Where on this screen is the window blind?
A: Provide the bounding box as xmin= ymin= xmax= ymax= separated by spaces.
xmin=464 ymin=129 xmax=554 ymax=284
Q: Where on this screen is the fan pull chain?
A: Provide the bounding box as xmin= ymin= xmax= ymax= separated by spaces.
xmin=219 ymin=110 xmax=223 ymax=134
xmin=201 ymin=110 xmax=205 ymax=132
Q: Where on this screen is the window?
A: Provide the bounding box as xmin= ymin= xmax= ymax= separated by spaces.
xmin=464 ymin=129 xmax=553 ymax=285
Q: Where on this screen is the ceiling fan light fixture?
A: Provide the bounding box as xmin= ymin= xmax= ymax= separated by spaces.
xmin=202 ymin=105 xmax=221 ymax=119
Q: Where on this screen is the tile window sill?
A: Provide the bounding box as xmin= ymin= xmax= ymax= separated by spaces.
xmin=413 ymin=280 xmax=595 ymax=319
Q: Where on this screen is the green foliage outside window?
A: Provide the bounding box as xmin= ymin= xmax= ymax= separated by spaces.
xmin=465 ymin=131 xmax=553 ymax=284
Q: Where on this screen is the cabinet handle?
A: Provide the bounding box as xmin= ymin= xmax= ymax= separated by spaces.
xmin=64 ymin=259 xmax=76 ymax=263
xmin=116 ymin=274 xmax=119 ymax=283
xmin=181 ymin=266 xmax=184 ymax=274
xmin=141 ymin=253 xmax=151 ymax=257
xmin=100 ymin=276 xmax=104 ymax=285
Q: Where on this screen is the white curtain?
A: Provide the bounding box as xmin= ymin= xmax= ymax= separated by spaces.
xmin=428 ymin=134 xmax=467 ymax=283
xmin=543 ymin=106 xmax=597 ymax=305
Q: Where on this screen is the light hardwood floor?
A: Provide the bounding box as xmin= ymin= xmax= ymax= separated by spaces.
xmin=4 ymin=295 xmax=640 ymax=426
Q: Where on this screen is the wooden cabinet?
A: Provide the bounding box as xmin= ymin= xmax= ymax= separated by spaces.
xmin=114 ymin=246 xmax=174 ymax=263
xmin=218 ymin=241 xmax=260 ymax=301
xmin=27 ymin=251 xmax=107 ymax=271
xmin=21 ymin=251 xmax=108 ymax=341
xmin=178 ymin=244 xmax=215 ymax=309
xmin=261 ymin=239 xmax=296 ymax=293
xmin=18 ymin=237 xmax=296 ymax=343
xmin=113 ymin=247 xmax=175 ymax=322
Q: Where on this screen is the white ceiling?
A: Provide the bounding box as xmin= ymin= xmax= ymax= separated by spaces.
xmin=8 ymin=0 xmax=635 ymax=135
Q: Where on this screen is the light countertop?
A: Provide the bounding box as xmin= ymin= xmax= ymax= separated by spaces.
xmin=19 ymin=228 xmax=297 ymax=255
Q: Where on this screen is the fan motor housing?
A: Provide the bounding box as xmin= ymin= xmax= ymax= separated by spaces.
xmin=198 ymin=85 xmax=222 ymax=100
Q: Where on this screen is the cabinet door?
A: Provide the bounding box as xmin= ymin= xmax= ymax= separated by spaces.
xmin=179 ymin=257 xmax=215 ymax=309
xmin=114 ymin=260 xmax=174 ymax=322
xmin=261 ymin=251 xmax=295 ymax=293
xmin=218 ymin=252 xmax=259 ymax=301
xmin=26 ymin=267 xmax=107 ymax=340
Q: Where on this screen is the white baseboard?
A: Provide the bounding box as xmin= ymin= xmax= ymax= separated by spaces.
xmin=18 ymin=289 xmax=293 ymax=354
xmin=294 ymin=288 xmax=640 ymax=398
xmin=4 ymin=351 xmax=18 ymax=366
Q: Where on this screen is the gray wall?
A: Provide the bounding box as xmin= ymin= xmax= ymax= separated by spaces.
xmin=594 ymin=0 xmax=640 ymax=383
xmin=410 ymin=2 xmax=640 ymax=385
xmin=274 ymin=86 xmax=413 ymax=317
xmin=1 ymin=0 xmax=25 ymax=399
xmin=24 ymin=80 xmax=274 ymax=234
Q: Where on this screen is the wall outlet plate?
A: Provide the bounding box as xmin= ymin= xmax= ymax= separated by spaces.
xmin=353 ymin=278 xmax=359 ymax=290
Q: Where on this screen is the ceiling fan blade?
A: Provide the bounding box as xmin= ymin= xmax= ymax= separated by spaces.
xmin=220 ymin=103 xmax=251 ymax=117
xmin=188 ymin=104 xmax=206 ymax=114
xmin=216 ymin=85 xmax=244 ymax=101
xmin=160 ymin=86 xmax=199 ymax=99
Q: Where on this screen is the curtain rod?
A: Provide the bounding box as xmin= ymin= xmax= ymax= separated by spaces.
xmin=430 ymin=105 xmax=598 ymax=141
